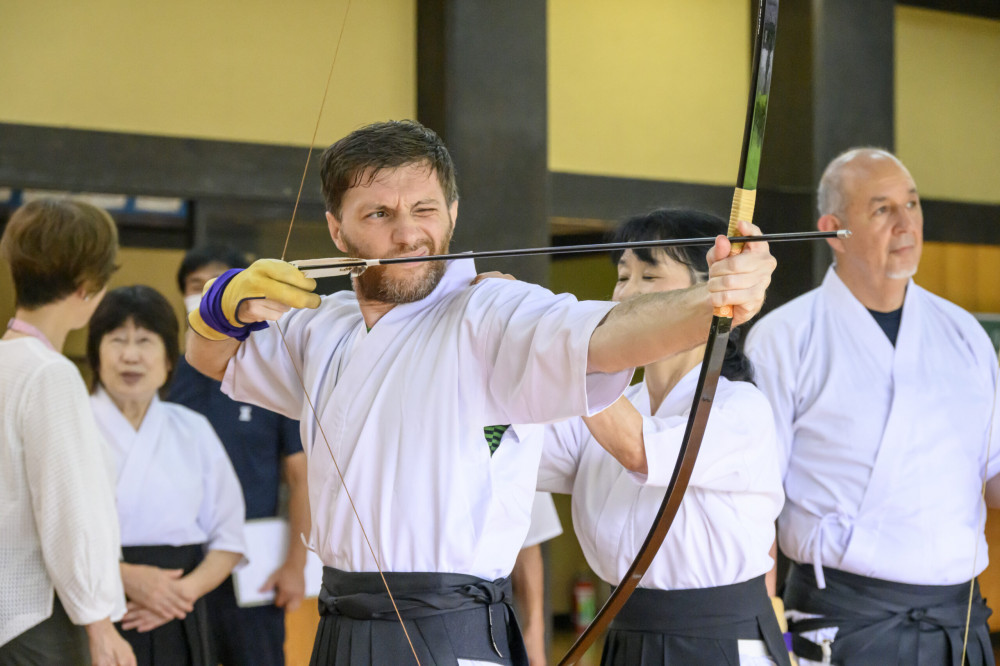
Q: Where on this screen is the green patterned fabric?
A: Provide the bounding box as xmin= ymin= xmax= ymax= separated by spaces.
xmin=483 ymin=425 xmax=510 ymax=455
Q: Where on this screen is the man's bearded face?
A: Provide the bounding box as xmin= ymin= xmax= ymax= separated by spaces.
xmin=330 ymin=163 xmax=458 ymax=305
xmin=340 ymin=225 xmax=453 ymax=304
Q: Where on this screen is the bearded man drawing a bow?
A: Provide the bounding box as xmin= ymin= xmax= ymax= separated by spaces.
xmin=185 ymin=119 xmax=776 ymax=665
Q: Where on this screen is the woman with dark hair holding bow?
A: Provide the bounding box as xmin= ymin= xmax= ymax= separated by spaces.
xmin=538 ymin=208 xmax=788 ymax=666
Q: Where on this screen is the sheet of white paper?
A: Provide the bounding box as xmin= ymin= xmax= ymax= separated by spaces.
xmin=232 ymin=517 xmax=325 ymax=607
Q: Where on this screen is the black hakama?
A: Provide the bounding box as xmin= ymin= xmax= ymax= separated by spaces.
xmin=600 ymin=574 xmax=791 ymax=665
xmin=118 ymin=544 xmax=213 ymax=666
xmin=309 ymin=568 xmax=528 ymax=665
xmin=785 ymin=562 xmax=993 ymax=665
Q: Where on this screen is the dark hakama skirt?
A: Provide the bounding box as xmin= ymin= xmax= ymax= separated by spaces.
xmin=309 ymin=567 xmax=529 ymax=665
xmin=784 ymin=562 xmax=994 ymax=665
xmin=118 ymin=544 xmax=213 ymax=666
xmin=600 ymin=574 xmax=791 ymax=666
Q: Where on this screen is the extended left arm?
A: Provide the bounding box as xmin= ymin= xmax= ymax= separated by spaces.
xmin=588 ymin=223 xmax=774 ymax=374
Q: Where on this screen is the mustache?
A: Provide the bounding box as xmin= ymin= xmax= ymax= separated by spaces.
xmin=385 ymin=240 xmax=434 ymax=258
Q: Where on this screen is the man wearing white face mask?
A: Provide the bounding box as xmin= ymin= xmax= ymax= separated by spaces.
xmin=170 ymin=246 xmax=309 ymax=666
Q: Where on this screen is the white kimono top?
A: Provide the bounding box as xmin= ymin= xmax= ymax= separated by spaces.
xmin=523 ymin=492 xmax=563 ymax=548
xmin=223 ymin=258 xmax=631 ymax=581
xmin=91 ymin=388 xmax=246 ymax=555
xmin=1 ymin=339 xmax=126 ymax=645
xmin=537 ymin=369 xmax=784 ymax=590
xmin=746 ymin=267 xmax=1000 ymax=587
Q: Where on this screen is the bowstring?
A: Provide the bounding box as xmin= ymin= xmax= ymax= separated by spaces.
xmin=961 ymin=346 xmax=1000 ymax=663
xmin=279 ymin=0 xmax=351 ymax=265
xmin=275 ymin=1 xmax=421 ymax=662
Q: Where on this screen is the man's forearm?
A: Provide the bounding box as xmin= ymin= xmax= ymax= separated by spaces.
xmin=185 ymin=329 xmax=241 ymax=381
xmin=588 ymin=284 xmax=713 ymax=374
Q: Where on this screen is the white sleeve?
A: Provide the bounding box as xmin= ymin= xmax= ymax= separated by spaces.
xmin=22 ymin=360 xmax=127 ymax=625
xmin=475 ymin=282 xmax=633 ymax=424
xmin=640 ymin=387 xmax=778 ymax=491
xmin=195 ymin=421 xmax=247 ymax=558
xmin=745 ymin=321 xmax=797 ymax=479
xmin=966 ymin=322 xmax=1000 ymax=481
xmin=221 ymin=309 xmax=314 ymax=419
xmin=536 ymin=418 xmax=588 ymax=495
xmin=988 ymin=360 xmax=1000 ymax=481
xmin=522 ymin=492 xmax=563 ymax=547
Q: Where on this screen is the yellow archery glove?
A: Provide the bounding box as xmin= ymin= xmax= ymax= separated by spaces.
xmin=188 ymin=259 xmax=320 ymax=341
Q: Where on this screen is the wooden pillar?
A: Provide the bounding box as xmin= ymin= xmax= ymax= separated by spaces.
xmin=417 ymin=0 xmax=549 ymax=286
xmin=756 ymin=0 xmax=896 ymax=305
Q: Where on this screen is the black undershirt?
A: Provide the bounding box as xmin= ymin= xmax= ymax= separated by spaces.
xmin=868 ymin=307 xmax=903 ymax=346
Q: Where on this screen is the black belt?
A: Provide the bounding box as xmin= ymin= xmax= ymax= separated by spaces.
xmin=121 ymin=543 xmax=204 ymax=572
xmin=785 ymin=562 xmax=993 ymax=665
xmin=318 ymin=567 xmax=519 ymax=661
xmin=319 ymin=567 xmax=513 ymax=619
xmin=610 ymin=574 xmax=789 ymax=664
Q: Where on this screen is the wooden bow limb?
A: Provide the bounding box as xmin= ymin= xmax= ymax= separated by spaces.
xmin=558 ymin=0 xmax=780 ymax=662
xmin=291 ymin=229 xmax=846 ymax=279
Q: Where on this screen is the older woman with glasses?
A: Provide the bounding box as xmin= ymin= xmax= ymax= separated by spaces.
xmin=86 ymin=285 xmax=246 ymax=666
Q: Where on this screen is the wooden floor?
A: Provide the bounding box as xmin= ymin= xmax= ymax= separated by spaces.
xmin=284 ymin=602 xmax=320 ymax=666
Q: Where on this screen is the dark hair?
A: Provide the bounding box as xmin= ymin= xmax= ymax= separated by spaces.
xmin=610 ymin=208 xmax=755 ymax=384
xmin=1 ymin=198 xmax=118 ymax=308
xmin=86 ymin=285 xmax=180 ymax=392
xmin=319 ymin=120 xmax=459 ymax=219
xmin=176 ymin=244 xmax=248 ymax=293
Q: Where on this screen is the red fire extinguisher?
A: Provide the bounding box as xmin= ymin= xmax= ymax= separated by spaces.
xmin=572 ymin=575 xmax=596 ymax=634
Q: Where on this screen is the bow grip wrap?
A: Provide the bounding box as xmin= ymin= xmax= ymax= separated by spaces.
xmin=715 ymin=186 xmax=758 ymax=318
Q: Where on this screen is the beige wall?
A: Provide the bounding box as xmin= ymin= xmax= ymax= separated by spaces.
xmin=548 ymin=0 xmax=750 ymax=185
xmin=1 ymin=0 xmax=417 ymax=364
xmin=0 ymin=0 xmax=416 ymax=145
xmin=896 ymin=7 xmax=1000 ymax=205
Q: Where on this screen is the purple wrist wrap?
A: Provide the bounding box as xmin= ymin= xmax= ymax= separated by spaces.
xmin=198 ymin=268 xmax=269 ymax=341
